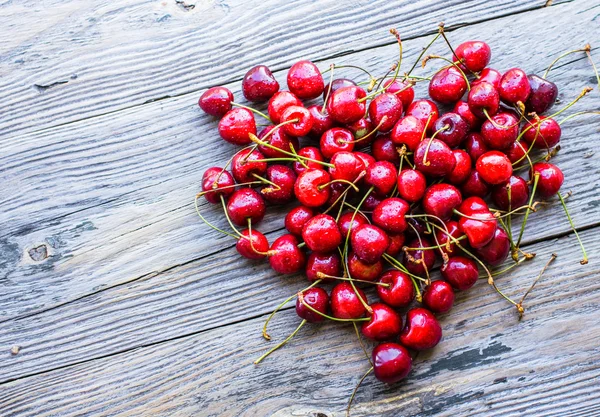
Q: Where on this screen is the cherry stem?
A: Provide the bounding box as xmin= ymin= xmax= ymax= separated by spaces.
xmin=259 ymin=118 xmax=301 ymax=143
xmin=405 ymin=213 xmax=451 ymax=237
xmin=585 ymin=45 xmax=600 ymax=93
xmin=482 ymin=108 xmax=522 ymax=130
xmin=516 ymin=173 xmax=540 ymax=249
xmin=516 ymin=253 xmax=557 ymax=320
xmin=316 ymin=272 xmax=390 ymax=287
xmin=323 ymin=172 xmax=366 ymax=217
xmin=404 ymin=235 xmax=467 ymax=251
xmin=321 ymin=64 xmax=336 ymax=116
xmin=219 ymin=194 xmax=244 ymax=238
xmin=196 ymin=180 xmax=259 ymax=198
xmin=382 ymin=253 xmax=427 ymax=283
xmin=352 ymin=321 xmax=373 ymax=364
xmin=193 ymin=195 xmax=238 ymax=239
xmin=346 ymin=366 xmax=374 ymax=417
xmin=511 ymin=140 xmax=535 ymax=168
xmin=249 ymin=133 xmax=334 ymax=168
xmin=345 ymin=116 xmax=388 ymax=144
xmin=318 ymin=179 xmax=360 ymax=192
xmin=254 ymin=319 xmax=306 ymax=364
xmin=559 ymin=110 xmax=600 ymax=125
xmin=484 ymin=256 xmax=529 ymax=279
xmin=437 ymin=23 xmax=479 ymax=78
xmin=422 ymin=55 xmax=471 ymax=91
xmin=251 ymin=173 xmax=281 ymax=191
xmin=246 ymin=218 xmax=270 ymax=256
xmin=543 ymin=45 xmax=590 ymax=79
xmin=558 ymin=192 xmax=588 ymax=264
xmin=323 ymin=64 xmax=376 ymax=86
xmin=403 ymin=31 xmax=441 ymax=81
xmin=299 ymin=294 xmax=370 ymax=323
xmin=231 ymin=102 xmax=272 ymax=122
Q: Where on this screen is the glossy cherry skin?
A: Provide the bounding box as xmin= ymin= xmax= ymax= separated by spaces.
xmin=280 ymin=105 xmax=313 ymax=137
xmin=348 ymin=251 xmax=383 ymax=281
xmin=226 ymin=188 xmax=266 ymax=226
xmin=351 ymin=224 xmax=390 ymax=264
xmin=499 ymin=68 xmax=531 ymax=104
xmin=405 ymin=99 xmax=439 ymax=133
xmin=242 ymin=65 xmax=279 ymax=102
xmin=433 ymin=112 xmax=469 ymax=148
xmin=201 ymin=167 xmax=235 ymax=204
xmin=386 ymin=233 xmax=406 ymax=257
xmin=474 ymin=227 xmax=510 ymax=266
xmin=435 ymin=220 xmax=464 ymax=257
xmin=306 ymin=252 xmax=342 ymax=282
xmin=453 ymin=100 xmax=481 ymax=131
xmin=465 ymin=132 xmax=489 ymax=162
xmin=397 ymin=169 xmax=427 ymax=203
xmin=337 ymin=212 xmax=368 ymax=239
xmin=377 ymin=270 xmax=415 ymax=308
xmin=457 ymin=199 xmax=497 ymax=249
xmin=459 ymin=195 xmax=489 ymax=213
xmin=522 ymin=117 xmax=561 ymax=149
xmin=363 ymin=193 xmax=384 ymax=212
xmin=468 ymin=81 xmax=500 ymax=118
xmin=391 ymin=115 xmax=425 ymax=151
xmin=365 ymin=161 xmax=397 ymax=196
xmin=294 ymin=168 xmax=331 ymax=207
xmin=231 ymin=148 xmax=267 ymax=183
xmin=532 ymin=162 xmax=564 ymax=198
xmin=476 ymin=151 xmax=513 ymax=185
xmin=307 ymin=105 xmax=335 ymax=139
xmin=447 ymin=149 xmax=472 ymax=185
xmin=296 ymin=287 xmax=329 ymax=322
xmin=287 ymin=60 xmax=324 ymax=100
xmin=268 ymin=91 xmax=302 ymax=123
xmin=369 ymin=93 xmax=403 ymax=132
xmin=198 ymin=86 xmax=233 ymax=117
xmin=261 ymin=164 xmax=296 ymax=204
xmin=372 ymin=342 xmax=412 ymax=384
xmin=293 ymin=147 xmax=324 ymax=175
xmin=258 ymin=125 xmax=299 ymax=159
xmin=329 ymin=151 xmax=366 ymax=183
xmin=323 ymin=78 xmax=357 ymax=100
xmin=492 ymin=175 xmax=529 ymax=211
xmin=423 ymin=183 xmax=462 ymax=221
xmin=285 ymin=206 xmax=314 ymax=236
xmin=346 ymin=118 xmax=374 ymax=144
xmin=399 ymin=308 xmax=443 ymax=351
xmin=373 ymin=198 xmax=410 ymax=234
xmin=403 ymin=237 xmax=436 ymax=277
xmin=472 ymin=68 xmax=502 ymax=89
xmin=461 ymin=170 xmax=491 ymax=198
xmin=330 ymin=282 xmax=368 ymax=319
xmin=453 ymin=41 xmax=491 ymax=72
xmin=481 ymin=112 xmax=519 ymax=150
xmin=423 ymin=281 xmax=455 ymax=314
xmin=302 ymin=214 xmax=342 ymax=253
xmin=505 ymin=140 xmax=529 ymax=164
xmin=269 ymin=234 xmax=306 ymax=274
xmin=383 ymin=79 xmax=415 ymax=109
xmin=320 ymin=128 xmax=355 ymax=159
xmin=362 ymin=303 xmax=403 ymax=341
xmin=372 ymin=134 xmax=400 ymax=164
xmin=429 ymin=66 xmax=467 ymax=104
xmin=526 ymin=74 xmax=558 ymax=114
xmin=414 ymin=138 xmax=456 ymax=177
xmin=236 ymin=228 xmax=269 ymax=260
xmin=441 ymin=256 xmax=479 ymax=290
xmin=327 ymin=86 xmax=367 ymax=124
xmin=218 ymin=108 xmax=257 ymax=145
xmin=355 ymin=151 xmax=376 ymax=170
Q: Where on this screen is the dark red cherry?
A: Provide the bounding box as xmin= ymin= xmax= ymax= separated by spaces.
xmin=465 ymin=132 xmax=489 ymax=162
xmin=472 ymin=68 xmax=502 ymax=89
xmin=405 ymin=218 xmax=427 ymax=239
xmin=481 ymin=112 xmax=519 ymax=150
xmin=422 ymin=183 xmax=462 ymax=221
xmin=368 ymin=93 xmax=403 ymax=133
xmin=268 ymin=91 xmax=302 ymax=123
xmin=386 ymin=233 xmax=406 ymax=257
xmin=447 ymin=149 xmax=472 ymax=185
xmin=329 ymin=151 xmax=366 ymax=182
xmin=391 ymin=115 xmax=425 ymax=151
xmin=377 ymin=270 xmax=415 ymax=308
xmin=453 ymin=100 xmax=481 ymax=131
xmin=323 ymin=78 xmax=357 ymax=100
xmin=373 ymin=198 xmax=410 ymax=234
xmin=532 ymin=162 xmax=564 ymax=198
xmin=432 ymin=112 xmax=469 ymax=148
xmin=405 ymin=99 xmax=439 ymax=133
xmin=429 ymin=66 xmax=467 ymax=104
xmin=476 ymin=151 xmax=513 ymax=185
xmin=293 ymin=147 xmax=324 ymax=175
xmin=269 ymin=234 xmax=306 ymax=274
xmin=218 ymin=108 xmax=257 ymax=145
xmin=372 ymin=134 xmax=400 ymax=164
xmin=285 ymin=206 xmax=314 ymax=236
xmin=505 ymin=140 xmax=529 ymax=164
xmin=441 ymin=256 xmax=479 ymax=290
xmin=461 ymin=170 xmax=491 ymax=198
xmin=258 ymin=125 xmax=299 ymax=159
xmin=372 ymin=342 xmax=412 ymax=383
xmin=474 ymin=227 xmax=510 ymax=266
xmin=457 ymin=200 xmax=497 ymax=249
xmin=296 ymin=287 xmax=329 ymax=322
xmin=403 ymin=237 xmax=436 ymax=277
xmin=280 ymin=105 xmax=313 ymax=137
xmin=499 ymin=68 xmax=531 ymax=104
xmin=414 ymin=138 xmax=456 ymax=177
xmin=242 ymin=65 xmax=279 ymax=102
xmin=302 ymin=214 xmax=342 ymax=253
xmin=522 ymin=117 xmax=561 ymax=149
xmin=199 ymin=86 xmax=233 ymax=117
xmin=365 ymin=161 xmax=397 ymax=196
xmin=346 ymin=118 xmax=374 ymax=145
xmin=260 ymin=164 xmax=296 ymax=204
xmin=327 ymin=86 xmax=367 ymax=124
xmin=363 ymin=193 xmax=384 ymax=211
xmin=399 ymin=307 xmax=443 ymax=351
xmin=397 ymin=169 xmax=427 ymax=203
xmin=491 ymin=175 xmax=529 ymax=211
xmin=306 ymin=252 xmax=342 ymax=282
xmin=468 ymin=81 xmax=500 ymax=118
xmin=294 ymin=168 xmax=331 ymax=207
xmin=362 ymin=303 xmax=403 ymax=341
xmin=348 ymin=251 xmax=383 ymax=281
xmin=231 ymin=148 xmax=267 ymax=183
xmin=525 ymin=74 xmax=558 ymax=114
xmin=201 ymin=167 xmax=235 ymax=204
xmin=307 ymin=105 xmax=335 ymax=139
xmin=320 ymin=127 xmax=355 ymax=159
xmin=423 ymin=281 xmax=455 ymax=314
xmin=236 ymin=228 xmax=269 ymax=260
xmin=383 ymin=79 xmax=415 ymax=109
xmin=330 ymin=282 xmax=368 ymax=319
xmin=287 ymin=60 xmax=324 ymax=100
xmin=226 ymin=188 xmax=266 ymax=226
xmin=453 ymin=41 xmax=491 ymax=72
xmin=351 ymin=224 xmax=390 ymax=264
xmin=435 ymin=220 xmax=464 ymax=257
xmin=338 ymin=211 xmax=369 ymax=238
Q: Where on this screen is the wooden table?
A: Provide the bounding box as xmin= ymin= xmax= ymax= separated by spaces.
xmin=1 ymin=1 xmax=600 ymax=415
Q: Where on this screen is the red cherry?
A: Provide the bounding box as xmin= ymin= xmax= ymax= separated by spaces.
xmin=351 ymin=224 xmax=389 ymax=264
xmin=460 ymin=195 xmax=489 ymax=213
xmin=435 ymin=220 xmax=464 ymax=257
xmin=465 ymin=132 xmax=489 ymax=162
xmin=329 ymin=151 xmax=366 ymax=182
xmin=476 ymin=151 xmax=513 ymax=185
xmin=468 ymin=81 xmax=500 ymax=118
xmin=287 ymin=60 xmax=324 ymax=100
xmin=481 ymin=112 xmax=519 ymax=150
xmin=432 ymin=112 xmax=469 ymax=148
xmin=499 ymin=68 xmax=531 ymax=104
xmin=330 ymin=282 xmax=368 ymax=319
xmin=242 ymin=65 xmax=279 ymax=102
xmin=446 ymin=149 xmax=472 ymax=185
xmin=218 ymin=108 xmax=257 ymax=145
xmin=355 ymin=151 xmax=376 ymax=170
xmin=386 ymin=233 xmax=406 ymax=257
xmin=526 ymin=74 xmax=558 ymax=115
xmin=348 ymin=251 xmax=383 ymax=281
xmin=377 ymin=270 xmax=415 ymax=308
xmin=338 ymin=211 xmax=369 ymax=238
xmin=403 ymin=237 xmax=436 ymax=277
xmin=472 ymin=68 xmax=502 ymax=89
xmin=368 ymin=93 xmax=403 ymax=132
xmin=474 ymin=227 xmax=511 ymax=266
xmin=258 ymin=125 xmax=299 ymax=159
xmin=491 ymin=175 xmax=529 ymax=211
xmin=414 ymin=138 xmax=456 ymax=177
xmin=362 ymin=303 xmax=403 ymax=341
xmin=461 ymin=170 xmax=491 ymax=198
xmin=397 ymin=169 xmax=427 ymax=203
xmin=346 ymin=118 xmax=374 ymax=145
xmin=423 ymin=281 xmax=455 ymax=314
xmin=236 ymin=228 xmax=269 ymax=260
xmin=260 ymin=164 xmax=296 ymax=204
xmin=302 ymin=214 xmax=342 ymax=253
xmin=505 ymin=140 xmax=529 ymax=164
xmin=453 ymin=100 xmax=481 ymax=131
xmin=429 ymin=66 xmax=467 ymax=103
xmin=307 ymin=105 xmax=334 ymax=139
xmin=391 ymin=115 xmax=425 ymax=151
xmin=441 ymin=256 xmax=479 ymax=290
xmin=285 ymin=206 xmax=314 ymax=236
xmin=293 ymin=147 xmax=324 ymax=175
xmin=323 ymin=78 xmax=357 ymax=100
xmin=405 ymin=99 xmax=439 ymax=133
xmin=532 ymin=162 xmax=564 ymax=198
xmin=365 ymin=161 xmax=398 ymax=196
xmin=373 ymin=198 xmax=410 ymax=234
xmin=383 ymin=79 xmax=415 ymax=109
xmin=199 ymin=86 xmax=233 ymax=117
xmin=226 ymin=188 xmax=266 ymax=226
xmin=231 ymin=148 xmax=267 ymax=183
xmin=320 ymin=127 xmax=355 ymax=159
xmin=363 ymin=193 xmax=384 ymax=211
xmin=327 ymin=86 xmax=367 ymax=124
xmin=372 ymin=134 xmax=400 ymax=164
xmin=454 ymin=41 xmax=491 ymax=72
xmin=268 ymin=91 xmax=302 ymax=123
xmin=457 ymin=199 xmax=497 ymax=249
xmin=522 ymin=117 xmax=561 ymax=149
xmin=296 ymin=287 xmax=329 ymax=322
xmin=306 ymin=252 xmax=342 ymax=282
xmin=372 ymin=342 xmax=412 ymax=384
xmin=201 ymin=167 xmax=235 ymax=204
xmin=399 ymin=307 xmax=443 ymax=350
xmin=423 ymin=183 xmax=462 ymax=221
xmin=269 ymin=234 xmax=306 ymax=274
xmin=280 ymin=105 xmax=313 ymax=137
xmin=294 ymin=168 xmax=331 ymax=207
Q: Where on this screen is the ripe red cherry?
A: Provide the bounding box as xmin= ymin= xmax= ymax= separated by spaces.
xmin=432 ymin=112 xmax=469 ymax=148
xmin=377 ymin=270 xmax=415 ymax=308
xmin=468 ymin=81 xmax=500 ymax=118
xmin=306 ymin=252 xmax=342 ymax=281
xmin=481 ymin=112 xmax=519 ymax=150
xmin=461 ymin=170 xmax=491 ymax=198
xmin=307 ymin=105 xmax=335 ymax=139
xmin=218 ymin=108 xmax=257 ymax=145
xmin=351 ymin=224 xmax=389 ymax=264
xmin=226 ymin=188 xmax=266 ymax=226
xmin=397 ymin=169 xmax=427 ymax=202
xmin=472 ymin=68 xmax=502 ymax=89
xmin=423 ymin=281 xmax=455 ymax=314
xmin=199 ymin=86 xmax=233 ymax=117
xmin=323 ymin=78 xmax=357 ymax=100
xmin=386 ymin=233 xmax=406 ymax=257
xmin=435 ymin=220 xmax=464 ymax=257
xmin=236 ymin=228 xmax=269 ymax=260
xmin=465 ymin=132 xmax=489 ymax=162
xmin=491 ymin=175 xmax=529 ymax=211
xmin=474 ymin=227 xmax=510 ymax=266
xmin=505 ymin=140 xmax=529 ymax=164
xmin=285 ymin=206 xmax=314 ymax=236
xmin=368 ymin=93 xmax=403 ymax=133
xmin=532 ymin=162 xmax=564 ymax=198
xmin=302 ymin=214 xmax=342 ymax=253
xmin=526 ymin=74 xmax=558 ymax=114
xmin=373 ymin=198 xmax=410 ymax=234
xmin=320 ymin=128 xmax=355 ymax=159
xmin=460 ymin=195 xmax=489 ymax=213
xmin=372 ymin=342 xmax=412 ymax=383
xmin=296 ymin=287 xmax=329 ymax=322
xmin=346 ymin=252 xmax=381 ymax=282
xmin=476 ymin=151 xmax=513 ymax=185
xmin=522 ymin=117 xmax=561 ymax=149
xmin=453 ymin=100 xmax=481 ymax=131
xmin=441 ymin=256 xmax=479 ymax=290
xmin=414 ymin=138 xmax=456 ymax=177
xmin=363 ymin=193 xmax=384 ymax=212
xmin=268 ymin=91 xmax=302 ymax=123
xmin=201 ymin=167 xmax=235 ymax=204
xmin=258 ymin=125 xmax=299 ymax=159
xmin=447 ymin=149 xmax=472 ymax=185
xmin=287 ymin=60 xmax=324 ymax=100
xmin=231 ymin=148 xmax=267 ymax=183
xmin=355 ymin=151 xmax=376 ymax=170
xmin=327 ymin=86 xmax=367 ymax=124
xmin=457 ymin=199 xmax=497 ymax=249
xmin=330 ymin=282 xmax=368 ymax=319
xmin=293 ymin=147 xmax=324 ymax=175
xmin=403 ymin=237 xmax=436 ymax=277
xmin=329 ymin=151 xmax=366 ymax=182
xmin=365 ymin=161 xmax=397 ymax=196
xmin=280 ymin=105 xmax=313 ymax=137
xmin=423 ymin=184 xmax=462 ymax=221
xmin=242 ymin=65 xmax=279 ymax=102
xmin=399 ymin=308 xmax=443 ymax=350
xmin=454 ymin=41 xmax=491 ymax=72
xmin=294 ymin=168 xmax=331 ymax=207
xmin=338 ymin=211 xmax=369 ymax=239
xmin=405 ymin=99 xmax=439 ymax=132
xmin=429 ymin=66 xmax=467 ymax=104
xmin=383 ymin=79 xmax=415 ymax=109
xmin=362 ymin=303 xmax=403 ymax=341
xmin=346 ymin=118 xmax=374 ymax=144
xmin=499 ymin=68 xmax=531 ymax=104
xmin=391 ymin=115 xmax=425 ymax=151
xmin=269 ymin=234 xmax=306 ymax=274
xmin=372 ymin=134 xmax=400 ymax=164
xmin=261 ymin=165 xmax=296 ymax=204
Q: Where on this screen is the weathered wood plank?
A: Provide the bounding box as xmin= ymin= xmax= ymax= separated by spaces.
xmin=0 ymin=0 xmax=565 ymax=136
xmin=1 ymin=229 xmax=598 ymax=416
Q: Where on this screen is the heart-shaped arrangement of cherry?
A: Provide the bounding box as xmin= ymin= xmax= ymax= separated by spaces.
xmin=197 ymin=26 xmax=594 ymax=412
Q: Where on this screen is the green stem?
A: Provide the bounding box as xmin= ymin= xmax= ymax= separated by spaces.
xmin=254 ymin=320 xmax=306 ymax=364
xmin=558 ymin=192 xmax=588 ymax=265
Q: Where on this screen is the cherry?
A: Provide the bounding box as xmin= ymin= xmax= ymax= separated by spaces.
xmin=526 ymin=74 xmax=558 ymax=114
xmin=405 ymin=99 xmax=439 ymax=133
xmin=293 ymin=147 xmax=324 ymax=175
xmin=441 ymin=256 xmax=479 ymax=291
xmin=465 ymin=132 xmax=489 ymax=162
xmin=302 ymin=214 xmax=342 ymax=253
xmin=403 ymin=237 xmax=436 ymax=277
xmin=268 ymin=91 xmax=302 ymax=123
xmin=285 ymin=206 xmax=314 ymax=236
xmin=447 ymin=149 xmax=472 ymax=185
xmin=348 ymin=251 xmax=383 ymax=281
xmin=468 ymin=81 xmax=500 ymax=118
xmin=476 ymin=151 xmax=513 ymax=185
xmin=261 ymin=165 xmax=297 ymax=204
xmin=433 ymin=112 xmax=469 ymax=148
xmin=454 ymin=40 xmax=491 ymax=72
xmin=373 ymin=198 xmax=410 ymax=234
xmin=399 ymin=308 xmax=442 ymax=351
xmin=372 ymin=134 xmax=400 ymax=164
xmin=236 ymin=228 xmax=269 ymax=260
xmin=242 ymin=65 xmax=279 ymax=102
xmin=327 ymin=181 xmax=352 ymax=209
xmin=423 ymin=280 xmax=455 ymax=314
xmin=287 ymin=60 xmax=324 ymax=100
xmin=472 ymin=68 xmax=502 ymax=89
xmin=372 ymin=342 xmax=412 ymax=383
xmin=499 ymin=68 xmax=531 ymax=104
xmin=522 ymin=117 xmax=561 ymax=149
xmin=397 ymin=169 xmax=427 ymax=203
xmin=269 ymin=234 xmax=306 ymax=274
xmin=307 ymin=105 xmax=335 ymax=139
xmin=459 ymin=195 xmax=489 ymax=213
xmin=306 ymin=252 xmax=342 ymax=282
xmin=453 ymin=100 xmax=481 ymax=131
xmin=405 ymin=218 xmax=427 ymax=239
xmin=386 ymin=233 xmax=406 ymax=257
xmin=481 ymin=112 xmax=519 ymax=150
xmin=323 ymin=78 xmax=357 ymax=100
xmin=296 ymin=287 xmax=329 ymax=322
xmin=346 ymin=118 xmax=374 ymax=145
xmin=383 ymin=79 xmax=415 ymax=109
xmin=365 ymin=161 xmax=398 ymax=196
xmin=320 ymin=127 xmax=355 ymax=159
xmin=429 ymin=66 xmax=468 ymax=104
xmin=226 ymin=188 xmax=266 ymax=226
xmin=362 ymin=303 xmax=403 ymax=341
xmin=218 ymin=108 xmax=257 ymax=145
xmin=505 ymin=140 xmax=529 ymax=164
xmin=491 ymin=175 xmax=529 ymax=211
xmin=532 ymin=162 xmax=564 ymax=198
xmin=377 ymin=270 xmax=415 ymax=308
xmin=457 ymin=198 xmax=497 ymax=249
xmin=363 ymin=193 xmax=384 ymax=212
xmin=280 ymin=105 xmax=313 ymax=137
xmin=461 ymin=170 xmax=491 ymax=198
xmin=327 ymin=86 xmax=367 ymax=124
xmin=391 ymin=115 xmax=425 ymax=151
xmin=294 ymin=168 xmax=331 ymax=207
xmin=351 ymin=224 xmax=390 ymax=264
xmin=330 ymin=282 xmax=368 ymax=319
xmin=368 ymin=93 xmax=403 ymax=132
xmin=258 ymin=126 xmax=299 ymax=159
xmin=474 ymin=227 xmax=510 ymax=266
xmin=199 ymin=86 xmax=233 ymax=117
xmin=329 ymin=151 xmax=366 ymax=183
xmin=355 ymin=151 xmax=376 ymax=170
xmin=338 ymin=211 xmax=369 ymax=238
xmin=201 ymin=167 xmax=236 ymax=204
xmin=435 ymin=220 xmax=464 ymax=257
xmin=231 ymin=148 xmax=267 ymax=183
xmin=423 ymin=183 xmax=462 ymax=221
xmin=414 ymin=138 xmax=456 ymax=177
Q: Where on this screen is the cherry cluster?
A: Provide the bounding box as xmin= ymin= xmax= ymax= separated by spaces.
xmin=196 ymin=27 xmax=592 ymax=403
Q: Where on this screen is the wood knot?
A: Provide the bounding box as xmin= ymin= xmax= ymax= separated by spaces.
xmin=28 ymin=244 xmax=48 ymax=262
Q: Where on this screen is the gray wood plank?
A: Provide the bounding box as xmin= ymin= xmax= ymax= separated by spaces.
xmin=0 ymin=0 xmax=565 ymax=136
xmin=1 ymin=229 xmax=598 ymax=416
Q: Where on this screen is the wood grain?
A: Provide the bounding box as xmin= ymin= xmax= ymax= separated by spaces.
xmin=1 ymin=230 xmax=599 ymax=416
xmin=1 ymin=0 xmax=599 ymax=322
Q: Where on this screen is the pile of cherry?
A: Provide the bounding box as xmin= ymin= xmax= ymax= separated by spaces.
xmin=196 ymin=29 xmax=592 ymax=404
